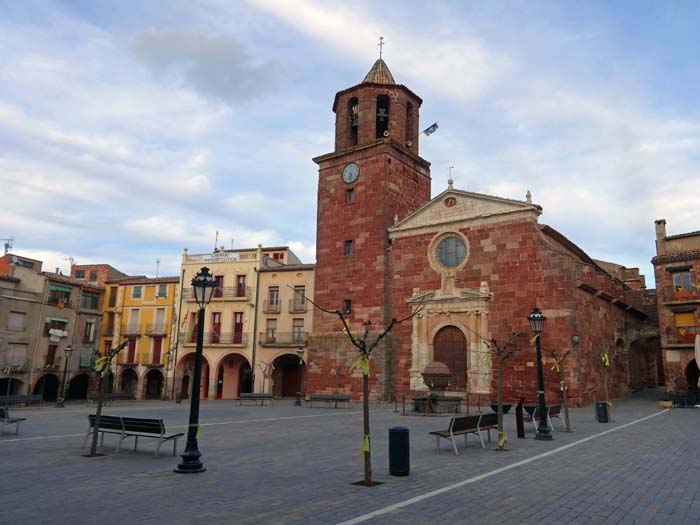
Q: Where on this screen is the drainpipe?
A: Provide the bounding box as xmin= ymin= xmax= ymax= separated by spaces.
xmin=250 ymin=246 xmax=263 ymax=393
xmin=27 ymin=274 xmax=48 ymax=395
xmin=170 ymin=267 xmax=186 ymax=400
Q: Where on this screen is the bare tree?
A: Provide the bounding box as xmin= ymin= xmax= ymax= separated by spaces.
xmin=295 ymin=287 xmax=423 ymax=486
xmin=545 ymin=347 xmax=572 ymax=432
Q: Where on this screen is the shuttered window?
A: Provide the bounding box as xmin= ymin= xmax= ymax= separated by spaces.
xmin=7 ymin=311 xmax=26 ymax=331
xmin=674 ymin=312 xmax=695 ymax=327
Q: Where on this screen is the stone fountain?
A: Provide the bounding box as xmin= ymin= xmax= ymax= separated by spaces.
xmin=412 ymin=361 xmax=462 ymax=414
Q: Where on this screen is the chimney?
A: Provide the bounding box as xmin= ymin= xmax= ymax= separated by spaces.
xmin=655 ymin=219 xmax=667 ymax=256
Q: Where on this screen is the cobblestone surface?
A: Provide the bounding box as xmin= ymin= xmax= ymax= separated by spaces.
xmin=1 ymin=393 xmax=698 ymax=524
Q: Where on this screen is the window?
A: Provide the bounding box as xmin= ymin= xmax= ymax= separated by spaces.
xmin=152 ymin=337 xmax=163 ymax=364
xmin=437 ymin=236 xmax=467 ymax=268
xmin=233 ymin=312 xmax=244 ymax=344
xmin=266 ymin=318 xmax=277 ymax=342
xmin=346 ymin=188 xmax=355 ymax=203
xmin=75 ymin=270 xmax=85 ymax=279
xmin=89 ymin=270 xmax=98 ymax=282
xmin=158 ymin=284 xmax=168 ymax=297
xmin=132 ymin=286 xmax=142 ymax=299
xmin=294 ymin=285 xmax=306 ymax=305
xmin=83 ymin=319 xmax=95 ymax=343
xmin=344 ymin=240 xmax=354 ymax=256
xmin=236 ymin=275 xmax=247 ymax=297
xmin=273 ymin=252 xmax=284 ymax=260
xmin=48 ymin=286 xmax=71 ymax=306
xmin=293 ymin=318 xmax=305 ymax=342
xmin=154 ymin=308 xmax=166 ymax=330
xmin=213 ymin=276 xmax=224 ymax=298
xmin=81 ymin=292 xmax=99 ymax=310
xmin=348 ymin=97 xmax=359 ymax=146
xmin=343 ymin=299 xmax=352 ymax=315
xmin=47 ymin=345 xmax=58 ymax=365
xmin=405 ymin=101 xmax=414 ymax=146
xmin=6 ymin=343 xmax=29 ymax=364
xmin=103 ymin=341 xmax=111 ymax=354
xmin=268 ymin=286 xmax=280 ymax=306
xmin=211 ymin=312 xmax=222 ymax=343
xmin=44 ymin=318 xmax=67 ymax=336
xmin=7 ymin=311 xmax=26 ymax=332
xmin=673 ymin=272 xmax=692 ymax=292
xmin=674 ymin=312 xmax=697 ymax=344
xmin=127 ymin=309 xmax=140 ymax=333
xmin=108 ymin=286 xmax=117 ymax=307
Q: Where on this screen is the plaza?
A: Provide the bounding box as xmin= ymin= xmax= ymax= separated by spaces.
xmin=1 ymin=393 xmax=698 ymax=524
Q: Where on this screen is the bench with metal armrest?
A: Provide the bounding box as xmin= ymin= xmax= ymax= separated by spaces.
xmin=429 ymin=413 xmax=499 ymax=455
xmin=82 ymin=414 xmax=184 ymax=457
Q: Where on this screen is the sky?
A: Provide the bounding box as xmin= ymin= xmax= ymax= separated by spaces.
xmin=1 ymin=1 xmax=698 ymax=285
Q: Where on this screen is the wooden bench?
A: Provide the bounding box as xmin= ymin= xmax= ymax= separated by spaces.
xmin=306 ymin=393 xmax=351 ymax=408
xmin=429 ymin=413 xmax=499 ymax=455
xmin=86 ymin=392 xmax=136 ymax=406
xmin=0 ymin=394 xmax=43 ymax=408
xmin=82 ymin=415 xmax=184 ymax=457
xmin=0 ymin=407 xmax=26 ymax=435
xmin=234 ymin=393 xmax=273 ymax=406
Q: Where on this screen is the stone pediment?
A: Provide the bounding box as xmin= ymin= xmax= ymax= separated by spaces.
xmin=389 ymin=187 xmax=541 ymax=237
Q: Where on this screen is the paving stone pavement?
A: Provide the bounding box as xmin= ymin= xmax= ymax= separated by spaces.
xmin=1 ymin=392 xmax=698 ymax=524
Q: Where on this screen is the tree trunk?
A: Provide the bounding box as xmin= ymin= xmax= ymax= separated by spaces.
xmin=363 ymin=371 xmax=372 ymax=485
xmin=560 ymin=367 xmax=571 ymax=431
xmin=497 ymin=357 xmax=504 ymax=450
xmin=89 ymin=373 xmax=106 ymax=456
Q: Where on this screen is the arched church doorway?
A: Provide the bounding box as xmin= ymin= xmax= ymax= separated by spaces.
xmin=433 ymin=326 xmax=467 ymax=390
xmin=272 ymin=354 xmax=305 ymax=398
xmin=34 ymin=373 xmax=59 ymax=401
xmin=215 ymin=353 xmax=250 ymax=399
xmin=144 ymin=369 xmax=164 ymax=399
xmin=68 ymin=373 xmax=89 ymax=399
xmin=120 ymin=368 xmax=138 ymax=396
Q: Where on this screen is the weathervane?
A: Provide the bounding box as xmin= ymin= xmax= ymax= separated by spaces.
xmin=378 ymin=36 xmax=384 ymax=59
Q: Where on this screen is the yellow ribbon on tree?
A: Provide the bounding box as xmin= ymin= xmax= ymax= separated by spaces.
xmin=529 ymin=333 xmax=540 ymax=346
xmin=498 ymin=431 xmax=507 ymax=448
xmin=349 ymin=353 xmax=370 ymax=376
xmin=359 ymin=434 xmax=370 ymax=458
xmin=94 ymin=356 xmax=111 ymax=377
xmin=551 ymin=361 xmax=560 ymax=372
xmin=602 ymin=353 xmax=610 ymax=367
xmin=189 ymin=423 xmax=201 ymax=440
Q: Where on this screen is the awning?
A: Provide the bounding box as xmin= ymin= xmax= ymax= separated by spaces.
xmin=46 ymin=316 xmax=68 ymax=323
xmin=50 ymin=284 xmax=72 ymax=293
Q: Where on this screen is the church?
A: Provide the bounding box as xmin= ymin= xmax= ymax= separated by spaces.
xmin=306 ymin=58 xmax=661 ymax=406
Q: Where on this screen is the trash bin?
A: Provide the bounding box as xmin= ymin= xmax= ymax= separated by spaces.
xmin=596 ymin=401 xmax=609 ymax=423
xmin=389 ymin=426 xmax=410 ymax=476
xmin=175 ymin=392 xmax=182 ymax=404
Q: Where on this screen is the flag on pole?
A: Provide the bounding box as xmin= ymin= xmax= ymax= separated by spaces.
xmin=422 ymin=122 xmax=439 ymax=136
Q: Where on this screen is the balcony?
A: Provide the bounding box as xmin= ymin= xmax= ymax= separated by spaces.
xmin=122 ymin=323 xmax=141 ymax=337
xmin=259 ymin=331 xmax=308 ymax=347
xmin=263 ymin=300 xmax=281 ymax=314
xmin=145 ymin=323 xmax=168 ymax=336
xmin=664 ymin=326 xmax=699 ymax=346
xmin=662 ymin=288 xmax=700 ymax=304
xmin=289 ymin=300 xmax=307 ymax=314
xmin=179 ymin=332 xmax=248 ymax=346
xmin=0 ymin=287 xmax=40 ymax=301
xmin=183 ymin=286 xmax=250 ymax=301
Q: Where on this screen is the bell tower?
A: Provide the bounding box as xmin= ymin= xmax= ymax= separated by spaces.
xmin=309 ymin=58 xmax=432 ymax=399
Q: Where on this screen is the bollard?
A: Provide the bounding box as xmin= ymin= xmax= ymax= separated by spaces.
xmin=389 ymin=426 xmax=410 ymax=476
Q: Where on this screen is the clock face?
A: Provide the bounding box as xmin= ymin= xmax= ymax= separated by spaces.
xmin=342 ymin=162 xmax=360 ymax=184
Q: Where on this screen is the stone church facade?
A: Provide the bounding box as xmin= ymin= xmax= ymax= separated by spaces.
xmin=306 ymin=59 xmax=660 ymax=405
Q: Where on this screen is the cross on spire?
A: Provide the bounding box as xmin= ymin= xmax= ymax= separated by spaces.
xmin=378 ymin=36 xmax=384 ymax=59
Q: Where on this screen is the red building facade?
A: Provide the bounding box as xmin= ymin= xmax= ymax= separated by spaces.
xmin=307 ymin=60 xmax=660 ymax=405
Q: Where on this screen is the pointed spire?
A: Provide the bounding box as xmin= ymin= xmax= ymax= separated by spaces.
xmin=362 ymin=59 xmax=396 ymax=85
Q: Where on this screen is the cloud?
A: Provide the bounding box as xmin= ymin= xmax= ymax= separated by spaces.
xmin=131 ymin=29 xmax=280 ymax=104
xmin=287 ymin=241 xmax=316 ymax=263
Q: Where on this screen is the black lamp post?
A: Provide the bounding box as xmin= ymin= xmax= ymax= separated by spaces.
xmin=55 ymin=344 xmax=73 ymax=408
xmin=175 ymin=267 xmax=217 ymax=474
xmin=528 ymin=307 xmax=552 ymax=440
xmin=294 ymin=346 xmax=305 ymax=406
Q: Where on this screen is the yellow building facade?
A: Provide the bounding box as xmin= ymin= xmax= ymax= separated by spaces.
xmin=103 ymin=276 xmax=179 ymax=399
xmin=170 ymin=245 xmax=314 ymax=399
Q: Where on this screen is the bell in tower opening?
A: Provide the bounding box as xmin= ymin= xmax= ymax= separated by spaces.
xmin=376 ymin=94 xmax=390 ymax=138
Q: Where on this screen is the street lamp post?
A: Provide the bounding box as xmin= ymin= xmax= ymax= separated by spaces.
xmin=55 ymin=344 xmax=73 ymax=408
xmin=294 ymin=346 xmax=305 ymax=406
xmin=175 ymin=267 xmax=217 ymax=474
xmin=528 ymin=307 xmax=552 ymax=441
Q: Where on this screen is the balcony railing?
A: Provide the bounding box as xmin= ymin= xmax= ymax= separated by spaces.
xmin=145 ymin=323 xmax=168 ymax=336
xmin=179 ymin=332 xmax=248 ymax=346
xmin=259 ymin=331 xmax=308 ymax=346
xmin=263 ymin=300 xmax=281 ymax=314
xmin=0 ymin=287 xmax=40 ymax=301
xmin=665 ymin=326 xmax=699 ymax=345
xmin=289 ymin=300 xmax=307 ymax=313
xmin=182 ymin=286 xmax=250 ymax=301
xmin=122 ymin=323 xmax=141 ymax=336
xmin=662 ymin=288 xmax=700 ymax=303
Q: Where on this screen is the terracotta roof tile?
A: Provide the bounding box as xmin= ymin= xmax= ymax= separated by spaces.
xmin=362 ymin=59 xmax=396 ymax=85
